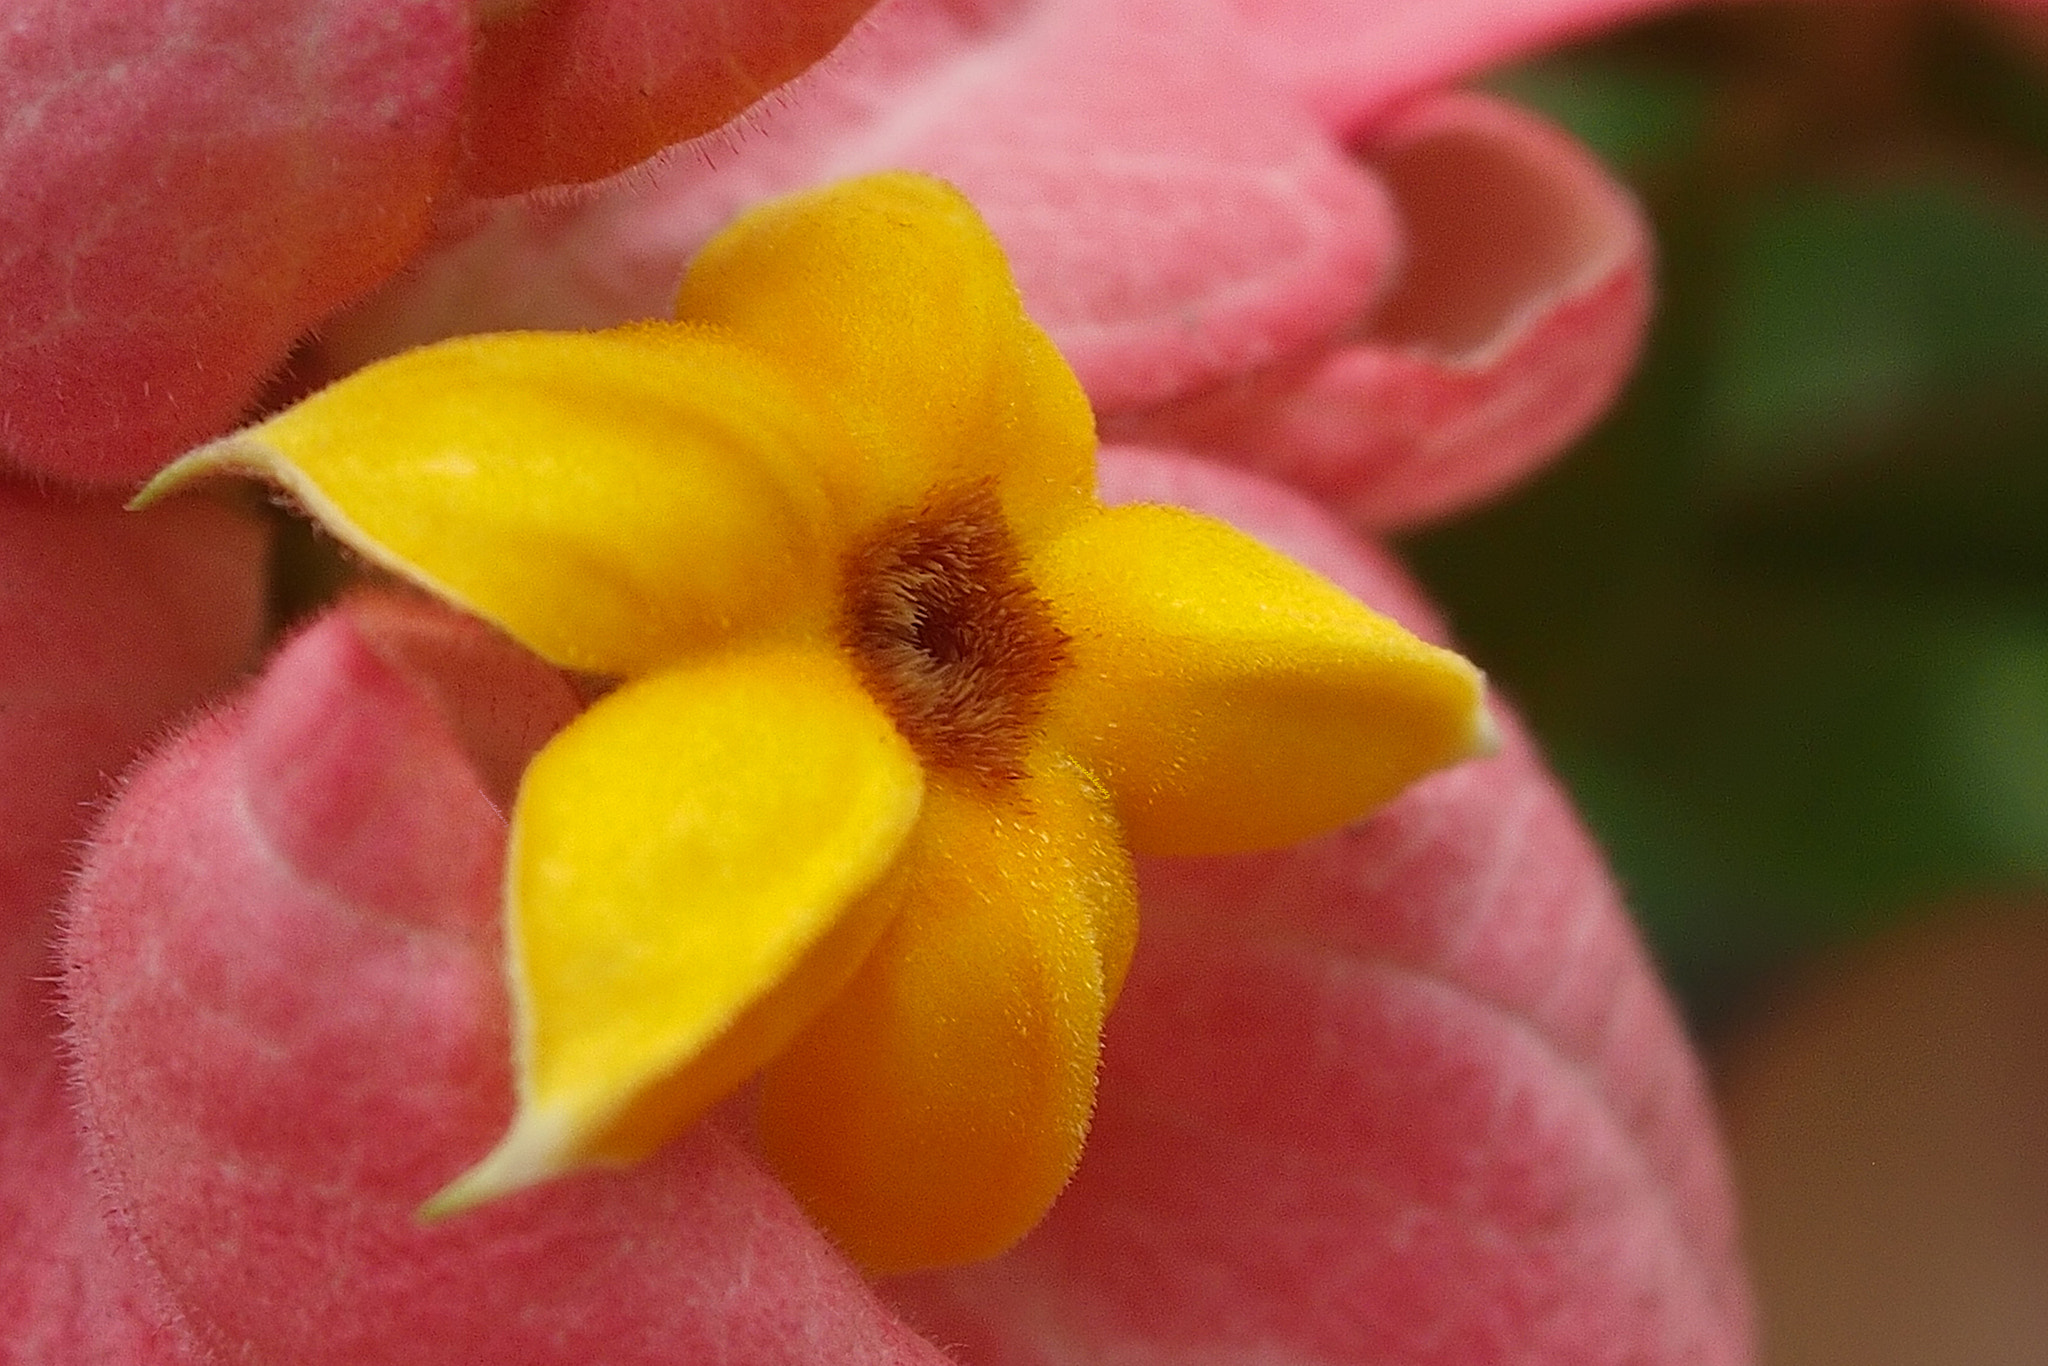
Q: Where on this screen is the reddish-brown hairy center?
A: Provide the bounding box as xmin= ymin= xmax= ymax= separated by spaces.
xmin=840 ymin=482 xmax=1070 ymax=791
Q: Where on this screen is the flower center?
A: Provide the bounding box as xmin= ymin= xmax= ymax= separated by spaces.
xmin=840 ymin=482 xmax=1070 ymax=791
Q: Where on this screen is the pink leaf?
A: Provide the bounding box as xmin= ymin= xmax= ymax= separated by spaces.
xmin=890 ymin=448 xmax=1754 ymax=1366
xmin=315 ymin=0 xmax=1403 ymax=421
xmin=0 ymin=482 xmax=269 ymax=1363
xmin=0 ymin=483 xmax=268 ymax=926
xmin=0 ymin=0 xmax=880 ymax=488
xmin=458 ymin=0 xmax=879 ymax=197
xmin=1109 ymin=92 xmax=1653 ymax=530
xmin=0 ymin=952 xmax=184 ymax=1364
xmin=0 ymin=0 xmax=470 ymax=486
xmin=60 ymin=596 xmax=950 ymax=1366
xmin=314 ymin=0 xmax=1646 ymax=526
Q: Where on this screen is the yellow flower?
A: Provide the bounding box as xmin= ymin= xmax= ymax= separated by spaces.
xmin=141 ymin=173 xmax=1490 ymax=1273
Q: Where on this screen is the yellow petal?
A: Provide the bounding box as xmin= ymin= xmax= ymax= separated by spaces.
xmin=425 ymin=647 xmax=923 ymax=1215
xmin=675 ymin=172 xmax=1097 ymax=545
xmin=758 ymin=753 xmax=1135 ymax=1274
xmin=1032 ymin=503 xmax=1492 ymax=856
xmin=139 ymin=326 xmax=841 ymax=675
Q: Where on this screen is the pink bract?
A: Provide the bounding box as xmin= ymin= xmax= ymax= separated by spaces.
xmin=458 ymin=0 xmax=879 ymax=197
xmin=0 ymin=485 xmax=267 ymax=929
xmin=0 ymin=0 xmax=877 ymax=488
xmin=1110 ymin=89 xmax=1653 ymax=528
xmin=310 ymin=0 xmax=1654 ymax=532
xmin=59 ymin=596 xmax=948 ymax=1365
xmin=0 ymin=484 xmax=267 ymax=1360
xmin=50 ymin=452 xmax=1752 ymax=1365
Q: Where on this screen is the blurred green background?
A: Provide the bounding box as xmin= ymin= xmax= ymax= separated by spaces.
xmin=1402 ymin=2 xmax=2048 ymax=1035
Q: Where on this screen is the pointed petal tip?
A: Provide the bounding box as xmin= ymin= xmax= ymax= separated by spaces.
xmin=416 ymin=1104 xmax=578 ymax=1222
xmin=127 ymin=435 xmax=270 ymax=511
xmin=126 ymin=467 xmax=181 ymax=512
xmin=1466 ymin=685 xmax=1503 ymax=761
